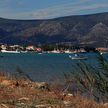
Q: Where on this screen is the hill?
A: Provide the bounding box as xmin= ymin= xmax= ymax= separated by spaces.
xmin=1 ymin=12 xmax=108 ymax=47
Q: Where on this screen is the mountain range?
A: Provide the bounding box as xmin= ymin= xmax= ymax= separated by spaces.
xmin=1 ymin=12 xmax=108 ymax=47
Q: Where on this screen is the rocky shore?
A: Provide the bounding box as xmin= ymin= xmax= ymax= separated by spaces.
xmin=0 ymin=73 xmax=107 ymax=108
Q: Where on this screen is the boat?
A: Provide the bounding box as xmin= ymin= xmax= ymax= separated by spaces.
xmin=20 ymin=51 xmax=28 ymax=53
xmin=51 ymin=50 xmax=60 ymax=53
xmin=69 ymin=54 xmax=88 ymax=60
xmin=1 ymin=50 xmax=21 ymax=53
xmin=100 ymin=51 xmax=108 ymax=55
xmin=65 ymin=50 xmax=76 ymax=54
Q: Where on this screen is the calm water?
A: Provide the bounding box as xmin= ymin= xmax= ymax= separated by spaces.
xmin=0 ymin=52 xmax=107 ymax=82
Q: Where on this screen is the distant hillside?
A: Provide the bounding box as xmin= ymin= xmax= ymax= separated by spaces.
xmin=1 ymin=12 xmax=108 ymax=47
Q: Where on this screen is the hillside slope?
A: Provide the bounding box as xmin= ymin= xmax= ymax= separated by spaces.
xmin=1 ymin=12 xmax=108 ymax=47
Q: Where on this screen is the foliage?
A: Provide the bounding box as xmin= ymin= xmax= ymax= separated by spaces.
xmin=30 ymin=97 xmax=36 ymax=108
xmin=0 ymin=84 xmax=7 ymax=89
xmin=64 ymin=53 xmax=108 ymax=102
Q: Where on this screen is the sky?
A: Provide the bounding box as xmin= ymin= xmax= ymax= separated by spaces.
xmin=0 ymin=0 xmax=108 ymax=19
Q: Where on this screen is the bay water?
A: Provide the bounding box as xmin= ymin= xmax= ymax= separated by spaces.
xmin=0 ymin=52 xmax=107 ymax=82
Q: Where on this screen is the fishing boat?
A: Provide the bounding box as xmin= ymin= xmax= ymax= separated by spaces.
xmin=69 ymin=54 xmax=88 ymax=60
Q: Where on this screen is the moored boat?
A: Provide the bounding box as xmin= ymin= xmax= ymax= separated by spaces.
xmin=100 ymin=51 xmax=108 ymax=55
xmin=69 ymin=54 xmax=88 ymax=60
xmin=1 ymin=50 xmax=21 ymax=53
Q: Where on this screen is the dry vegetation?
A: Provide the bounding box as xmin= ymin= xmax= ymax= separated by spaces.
xmin=0 ymin=72 xmax=107 ymax=108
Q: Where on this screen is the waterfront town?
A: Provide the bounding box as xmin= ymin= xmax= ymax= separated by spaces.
xmin=0 ymin=43 xmax=96 ymax=53
xmin=0 ymin=43 xmax=108 ymax=54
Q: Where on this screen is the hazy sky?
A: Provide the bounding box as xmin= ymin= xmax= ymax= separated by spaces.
xmin=0 ymin=0 xmax=108 ymax=19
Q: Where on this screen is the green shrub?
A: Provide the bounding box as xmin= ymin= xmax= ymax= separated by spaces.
xmin=0 ymin=84 xmax=7 ymax=88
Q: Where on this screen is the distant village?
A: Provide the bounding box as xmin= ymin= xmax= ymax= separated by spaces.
xmin=0 ymin=43 xmax=106 ymax=53
xmin=0 ymin=44 xmax=42 ymax=53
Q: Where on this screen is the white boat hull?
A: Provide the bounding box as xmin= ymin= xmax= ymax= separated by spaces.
xmin=1 ymin=50 xmax=20 ymax=53
xmin=71 ymin=57 xmax=88 ymax=60
xmin=69 ymin=55 xmax=88 ymax=60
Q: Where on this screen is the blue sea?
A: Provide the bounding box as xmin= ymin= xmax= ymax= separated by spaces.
xmin=0 ymin=52 xmax=107 ymax=82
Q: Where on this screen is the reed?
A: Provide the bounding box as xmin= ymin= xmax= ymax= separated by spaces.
xmin=64 ymin=53 xmax=108 ymax=103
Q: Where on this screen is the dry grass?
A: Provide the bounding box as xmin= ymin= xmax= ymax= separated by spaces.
xmin=0 ymin=73 xmax=107 ymax=108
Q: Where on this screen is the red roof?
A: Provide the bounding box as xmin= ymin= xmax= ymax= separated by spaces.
xmin=27 ymin=46 xmax=34 ymax=48
xmin=36 ymin=48 xmax=41 ymax=49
